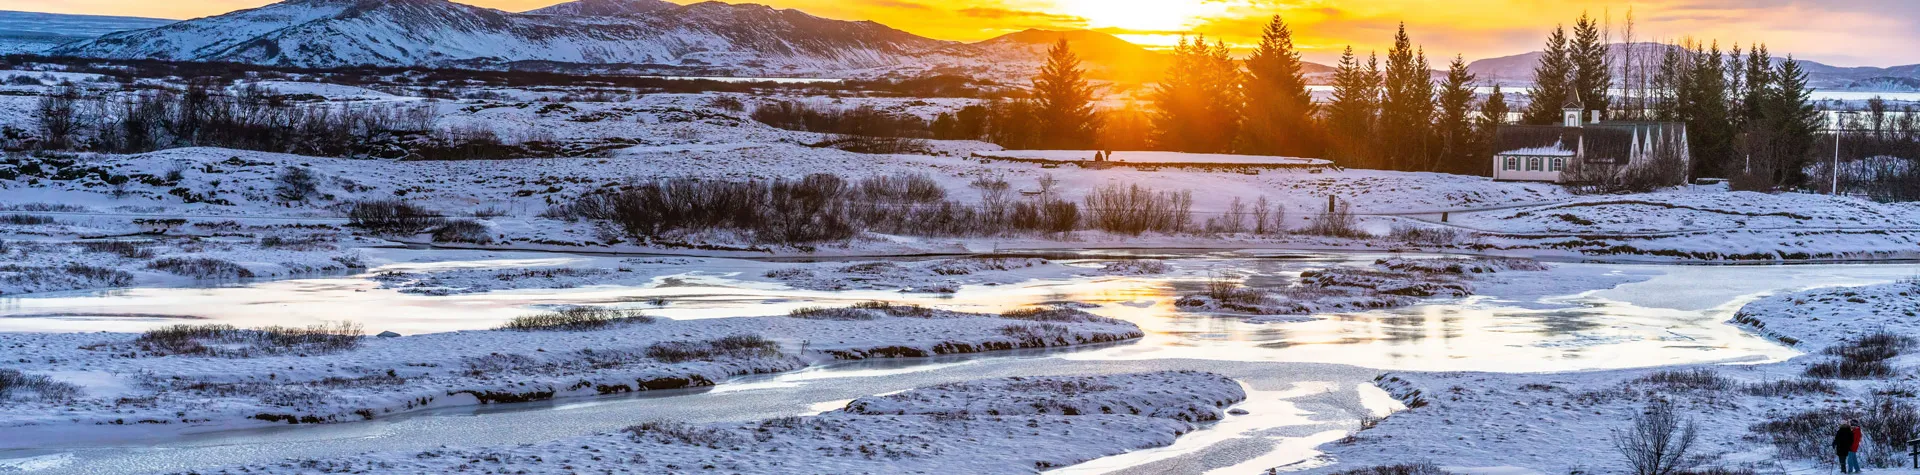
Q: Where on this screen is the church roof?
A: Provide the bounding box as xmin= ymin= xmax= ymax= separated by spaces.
xmin=1562 ymin=90 xmax=1585 ymax=110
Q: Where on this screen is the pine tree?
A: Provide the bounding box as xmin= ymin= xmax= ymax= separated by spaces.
xmin=1379 ymin=24 xmax=1433 ymax=171
xmin=1740 ymin=44 xmax=1773 ymax=127
xmin=1475 ymin=84 xmax=1511 ymax=174
xmin=1569 ymin=13 xmax=1611 ymax=118
xmin=1767 ymin=56 xmax=1820 ymax=186
xmin=1238 ymin=15 xmax=1320 ymax=157
xmin=1434 ymin=55 xmax=1479 ymax=175
xmin=1522 ymin=26 xmax=1573 ymax=125
xmin=1323 ymin=46 xmax=1379 ymax=168
xmin=1032 ymin=39 xmax=1101 ymax=149
xmin=1687 ymin=42 xmax=1736 ymax=179
xmin=1151 ymin=36 xmax=1241 ymax=153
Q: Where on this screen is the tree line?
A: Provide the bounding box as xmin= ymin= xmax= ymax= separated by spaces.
xmin=973 ymin=12 xmax=1844 ymax=190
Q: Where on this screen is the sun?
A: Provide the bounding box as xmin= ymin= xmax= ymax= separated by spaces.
xmin=1058 ymin=0 xmax=1227 ymax=32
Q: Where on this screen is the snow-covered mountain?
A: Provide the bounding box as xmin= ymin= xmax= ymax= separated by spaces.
xmin=50 ymin=0 xmax=954 ymax=75
xmin=524 ymin=0 xmax=676 ymax=17
xmin=0 ymin=10 xmax=173 ymax=55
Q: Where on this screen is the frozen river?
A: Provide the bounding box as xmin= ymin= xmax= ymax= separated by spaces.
xmin=3 ymin=250 xmax=1917 ymax=474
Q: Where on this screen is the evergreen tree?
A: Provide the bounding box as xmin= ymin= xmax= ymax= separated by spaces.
xmin=1522 ymin=26 xmax=1573 ymax=125
xmin=1475 ymin=84 xmax=1511 ymax=174
xmin=1379 ymin=24 xmax=1434 ymax=171
xmin=1434 ymin=55 xmax=1479 ymax=175
xmin=1687 ymin=42 xmax=1736 ymax=179
xmin=1569 ymin=13 xmax=1611 ymax=118
xmin=1238 ymin=15 xmax=1320 ymax=157
xmin=1151 ymin=36 xmax=1241 ymax=153
xmin=1032 ymin=39 xmax=1101 ymax=149
xmin=1740 ymin=44 xmax=1773 ymax=126
xmin=1766 ymin=56 xmax=1820 ymax=186
xmin=1323 ymin=46 xmax=1379 ymax=168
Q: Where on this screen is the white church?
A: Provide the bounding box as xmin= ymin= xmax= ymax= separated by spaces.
xmin=1491 ymin=95 xmax=1690 ymax=183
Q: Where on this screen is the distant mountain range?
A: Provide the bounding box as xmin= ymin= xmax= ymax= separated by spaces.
xmin=1466 ymin=42 xmax=1920 ymax=91
xmin=10 ymin=2 xmax=1920 ymax=91
xmin=0 ymin=10 xmax=173 ymax=55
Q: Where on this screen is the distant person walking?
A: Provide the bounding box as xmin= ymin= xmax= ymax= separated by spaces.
xmin=1835 ymin=420 xmax=1856 ymax=473
xmin=1849 ymin=419 xmax=1864 ymax=473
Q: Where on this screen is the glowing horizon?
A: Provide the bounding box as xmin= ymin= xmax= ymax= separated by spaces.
xmin=6 ymin=0 xmax=1920 ymax=67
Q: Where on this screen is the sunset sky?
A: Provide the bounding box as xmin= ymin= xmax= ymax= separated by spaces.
xmin=8 ymin=0 xmax=1920 ymax=66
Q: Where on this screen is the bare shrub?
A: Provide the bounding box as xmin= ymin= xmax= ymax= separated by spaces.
xmin=812 ymin=135 xmax=930 ymax=154
xmin=1562 ymin=145 xmax=1688 ymax=195
xmin=1302 ymin=200 xmax=1368 ymax=238
xmin=35 ymin=85 xmax=82 ymax=150
xmin=1634 ymin=369 xmax=1734 ymax=392
xmin=347 ymin=199 xmax=444 ymax=234
xmin=1388 ymin=223 xmax=1462 ymax=246
xmin=1081 ymin=183 xmax=1192 ymax=235
xmin=707 ymin=95 xmax=745 ymax=113
xmin=0 ymin=214 xmax=54 ymax=225
xmin=998 ymin=322 xmax=1072 ymax=345
xmin=274 ymin=166 xmax=319 ymax=202
xmin=430 ymin=219 xmax=491 ymax=244
xmin=134 ymin=321 xmax=361 ymax=357
xmin=750 ymin=101 xmax=931 ymax=138
xmin=623 ymin=420 xmax=745 ymax=449
xmin=0 ymin=368 xmax=81 ymax=403
xmin=1805 ymin=331 xmax=1913 ymax=379
xmin=645 ymin=335 xmax=781 ymax=363
xmin=1612 ymin=400 xmax=1704 ymax=475
xmin=148 ymin=257 xmax=254 ymax=279
xmin=855 ymin=174 xmax=945 ymax=203
xmin=77 ymin=240 xmax=154 ymax=258
xmin=1000 ymin=308 xmax=1107 ymax=323
xmin=1742 ymin=378 xmax=1839 ymax=397
xmin=1325 ymin=464 xmax=1457 ymax=475
xmin=498 ymin=306 xmax=652 ymax=331
xmin=1752 ymin=397 xmax=1919 ymax=467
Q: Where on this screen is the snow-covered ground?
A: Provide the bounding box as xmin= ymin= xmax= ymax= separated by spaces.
xmin=0 ymin=304 xmax=1141 ymax=433
xmin=186 ymin=371 xmax=1245 ymax=473
xmin=1311 ymin=280 xmax=1920 ymax=473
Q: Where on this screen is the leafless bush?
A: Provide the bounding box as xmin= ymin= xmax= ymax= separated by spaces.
xmin=812 ymin=135 xmax=930 ymax=154
xmin=148 ymin=257 xmax=254 ymax=279
xmin=1806 ymin=331 xmax=1913 ymax=379
xmin=1301 ymin=200 xmax=1368 ymax=238
xmin=347 ymin=199 xmax=444 ymax=234
xmin=1324 ymin=464 xmax=1456 ymax=475
xmin=1634 ymin=369 xmax=1735 ymax=392
xmin=1387 ymin=222 xmax=1462 ymax=246
xmin=645 ymin=335 xmax=781 ymax=363
xmin=750 ymin=101 xmax=931 ymax=138
xmin=623 ymin=420 xmax=745 ymax=449
xmin=1612 ymin=400 xmax=1704 ymax=475
xmin=77 ymin=240 xmax=154 ymax=258
xmin=789 ymin=301 xmax=932 ymax=320
xmin=275 ymin=166 xmax=319 ymax=202
xmin=35 ymin=85 xmax=82 ymax=150
xmin=133 ymin=321 xmax=362 ymax=357
xmin=1000 ymin=308 xmax=1107 ymax=323
xmin=0 ymin=214 xmax=53 ymax=225
xmin=1742 ymin=378 xmax=1839 ymax=397
xmin=430 ymin=219 xmax=491 ymax=244
xmin=1081 ymin=183 xmax=1192 ymax=235
xmin=498 ymin=306 xmax=652 ymax=331
xmin=706 ymin=95 xmax=745 ymax=113
xmin=0 ymin=368 xmax=81 ymax=403
xmin=855 ymin=174 xmax=945 ymax=203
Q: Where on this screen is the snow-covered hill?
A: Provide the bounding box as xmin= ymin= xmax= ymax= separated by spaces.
xmin=1468 ymin=42 xmax=1920 ymax=90
xmin=50 ymin=0 xmax=955 ymax=75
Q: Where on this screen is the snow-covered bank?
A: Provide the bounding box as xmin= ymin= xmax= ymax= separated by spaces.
xmin=1308 ymin=280 xmax=1920 ymax=473
xmin=177 ymin=371 xmax=1246 ymax=474
xmin=1175 ymin=257 xmax=1546 ymax=319
xmin=0 ymin=305 xmax=1142 ymax=433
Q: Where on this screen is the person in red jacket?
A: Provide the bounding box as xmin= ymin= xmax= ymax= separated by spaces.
xmin=1848 ymin=419 xmax=1864 ymax=473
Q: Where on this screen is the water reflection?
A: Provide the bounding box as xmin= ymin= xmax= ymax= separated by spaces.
xmin=6 ymin=250 xmax=1902 ymax=373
